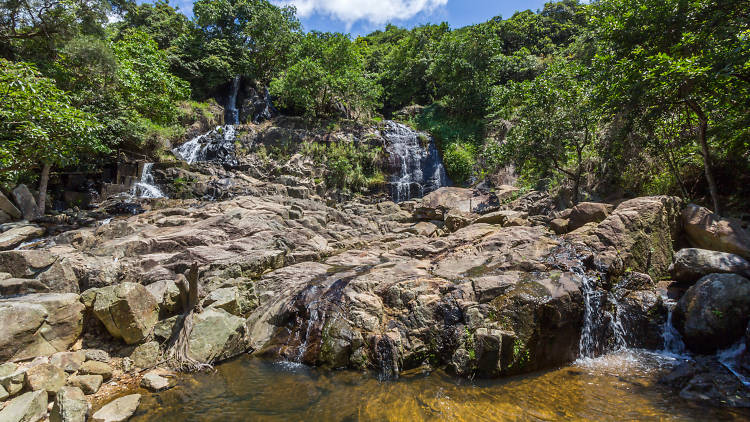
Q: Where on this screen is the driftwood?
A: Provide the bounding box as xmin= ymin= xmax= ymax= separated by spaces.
xmin=166 ymin=262 xmax=212 ymax=372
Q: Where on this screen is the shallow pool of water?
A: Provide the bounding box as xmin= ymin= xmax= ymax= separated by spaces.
xmin=131 ymin=351 xmax=749 ymax=421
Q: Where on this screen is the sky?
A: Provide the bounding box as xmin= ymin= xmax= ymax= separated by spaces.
xmin=169 ymin=0 xmax=550 ymax=36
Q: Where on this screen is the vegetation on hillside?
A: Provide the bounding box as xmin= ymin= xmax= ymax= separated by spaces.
xmin=0 ymin=0 xmax=747 ymax=213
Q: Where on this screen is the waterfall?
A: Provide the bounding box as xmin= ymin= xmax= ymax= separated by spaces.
xmin=577 ymin=269 xmax=602 ymax=358
xmin=131 ymin=163 xmax=165 ymax=199
xmin=172 ymin=125 xmax=237 ymax=166
xmin=576 ymin=267 xmax=629 ymax=359
xmin=226 ymin=76 xmax=241 ymax=125
xmin=659 ymin=294 xmax=687 ymax=356
xmin=383 ymin=121 xmax=448 ymax=202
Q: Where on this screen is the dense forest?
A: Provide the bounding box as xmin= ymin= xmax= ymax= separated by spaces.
xmin=1 ymin=0 xmax=748 ymax=214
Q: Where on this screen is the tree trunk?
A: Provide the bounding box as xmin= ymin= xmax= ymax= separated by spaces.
xmin=687 ymin=100 xmax=721 ymax=215
xmin=36 ymin=163 xmax=51 ymax=219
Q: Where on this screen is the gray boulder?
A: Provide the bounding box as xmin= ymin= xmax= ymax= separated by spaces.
xmin=24 ymin=362 xmax=66 ymax=393
xmin=129 ymin=341 xmax=161 ymax=369
xmin=67 ymin=374 xmax=102 ymax=395
xmin=93 ymin=283 xmax=159 ymax=344
xmin=78 ymin=361 xmax=113 ymax=380
xmin=140 ymin=372 xmax=171 ymax=392
xmin=187 ymin=308 xmax=249 ymax=363
xmin=50 ymin=386 xmax=88 ymax=422
xmin=670 ymin=248 xmax=750 ymax=283
xmin=0 ymin=293 xmax=85 ymax=361
xmin=0 ymin=250 xmax=78 ymax=293
xmin=11 ymin=185 xmax=38 ymax=221
xmin=0 ymin=390 xmax=47 ymax=422
xmin=0 ymin=225 xmax=44 ymax=251
xmin=91 ymin=394 xmax=141 ymax=422
xmin=0 ymin=192 xmax=22 ymax=220
xmin=674 ymin=273 xmax=750 ymax=353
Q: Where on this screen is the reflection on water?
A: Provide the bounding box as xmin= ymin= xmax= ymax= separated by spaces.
xmin=131 ymin=351 xmax=749 ymax=421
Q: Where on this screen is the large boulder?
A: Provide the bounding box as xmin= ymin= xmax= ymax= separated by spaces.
xmin=0 ymin=225 xmax=44 ymax=251
xmin=683 ymin=204 xmax=750 ymax=259
xmin=0 ymin=192 xmax=22 ymax=220
xmin=93 ymin=283 xmax=159 ymax=344
xmin=24 ymin=362 xmax=66 ymax=393
xmin=567 ymin=202 xmax=614 ymax=231
xmin=187 ymin=308 xmax=249 ymax=363
xmin=674 ymin=273 xmax=750 ymax=353
xmin=91 ymin=394 xmax=141 ymax=422
xmin=50 ymin=386 xmax=88 ymax=422
xmin=0 ymin=390 xmax=47 ymax=422
xmin=571 ymin=196 xmax=683 ymax=278
xmin=11 ymin=185 xmax=38 ymax=221
xmin=669 ymin=248 xmax=750 ymax=283
xmin=415 ymin=187 xmax=497 ymax=220
xmin=0 ymin=293 xmax=85 ymax=361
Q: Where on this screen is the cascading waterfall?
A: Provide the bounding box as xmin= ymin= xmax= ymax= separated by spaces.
xmin=226 ymin=76 xmax=241 ymax=125
xmin=383 ymin=121 xmax=449 ymax=202
xmin=575 ymin=266 xmax=628 ymax=359
xmin=659 ymin=294 xmax=687 ymax=356
xmin=131 ymin=163 xmax=166 ymax=199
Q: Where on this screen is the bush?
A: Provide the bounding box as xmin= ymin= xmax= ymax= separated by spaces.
xmin=444 ymin=143 xmax=476 ymax=185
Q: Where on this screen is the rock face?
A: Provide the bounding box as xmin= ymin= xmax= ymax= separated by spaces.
xmin=93 ymin=283 xmax=159 ymax=344
xmin=683 ymin=204 xmax=750 ymax=259
xmin=0 ymin=192 xmax=22 ymax=220
xmin=570 ymin=196 xmax=683 ymax=278
xmin=50 ymin=386 xmax=88 ymax=422
xmin=0 ymin=250 xmax=79 ymax=293
xmin=674 ymin=273 xmax=750 ymax=353
xmin=415 ymin=187 xmax=498 ymax=220
xmin=669 ymin=248 xmax=750 ymax=283
xmin=0 ymin=390 xmax=47 ymax=422
xmin=92 ymin=394 xmax=141 ymax=422
xmin=0 ymin=293 xmax=85 ymax=361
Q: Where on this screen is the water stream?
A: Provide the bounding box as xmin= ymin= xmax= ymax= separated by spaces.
xmin=225 ymin=76 xmax=241 ymax=125
xmin=383 ymin=121 xmax=449 ymax=202
xmin=172 ymin=125 xmax=237 ymax=165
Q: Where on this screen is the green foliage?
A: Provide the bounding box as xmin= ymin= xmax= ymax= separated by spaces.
xmin=0 ymin=59 xmax=105 ymax=179
xmin=300 ymin=140 xmax=385 ymax=192
xmin=443 ymin=143 xmax=476 ymax=185
xmin=271 ymin=32 xmax=382 ymax=118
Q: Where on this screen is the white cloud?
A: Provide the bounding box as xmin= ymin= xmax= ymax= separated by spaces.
xmin=275 ymin=0 xmax=448 ymax=26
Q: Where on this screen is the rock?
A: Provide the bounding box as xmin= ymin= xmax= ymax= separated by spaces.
xmin=444 ymin=209 xmax=474 ymax=232
xmin=83 ymin=349 xmax=110 ymax=363
xmin=474 ymin=210 xmax=527 ymax=226
xmin=67 ymin=375 xmax=102 ymax=395
xmin=617 ymin=289 xmax=666 ymax=349
xmin=449 ymin=348 xmax=472 ymax=377
xmin=0 ymin=365 xmax=26 ymax=396
xmin=78 ymin=361 xmax=113 ymax=380
xmin=201 ymin=286 xmax=253 ymax=317
xmin=92 ymin=283 xmax=159 ymax=344
xmin=187 ymin=308 xmax=249 ymax=363
xmin=573 ymin=196 xmax=683 ymax=278
xmin=50 ymin=386 xmax=87 ymax=422
xmin=0 ymin=225 xmax=44 ymax=250
xmin=91 ymin=394 xmax=141 ymax=422
xmin=11 ymin=185 xmax=38 ymax=221
xmin=674 ymin=273 xmax=750 ymax=353
xmin=0 ymin=383 xmax=8 ymax=401
xmin=49 ymin=351 xmax=86 ymax=373
xmin=144 ymin=280 xmax=181 ymax=314
xmin=567 ymin=202 xmax=613 ymax=231
xmin=24 ymin=362 xmax=66 ymax=393
xmin=0 ymin=390 xmax=47 ymax=422
xmin=415 ymin=187 xmax=496 ymax=220
xmin=0 ymin=251 xmax=78 ymax=293
xmin=473 ymin=328 xmax=515 ymax=377
xmin=0 ymin=278 xmax=50 ymax=296
xmin=0 ymin=192 xmax=22 ymax=220
xmin=152 ymin=316 xmax=180 ymax=341
xmin=407 ymin=222 xmax=438 ymax=237
xmin=670 ymin=248 xmax=750 ymax=283
xmin=504 ymin=190 xmax=555 ymax=216
xmin=0 ymin=293 xmax=85 ymax=361
xmin=140 ymin=372 xmax=171 ymax=392
xmin=129 ymin=341 xmax=161 ymax=369
xmin=549 ymin=218 xmax=569 ymax=235
xmin=683 ymin=204 xmax=750 ymax=259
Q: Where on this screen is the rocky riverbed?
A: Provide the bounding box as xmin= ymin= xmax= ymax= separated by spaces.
xmin=2 ymin=125 xmax=750 ymax=420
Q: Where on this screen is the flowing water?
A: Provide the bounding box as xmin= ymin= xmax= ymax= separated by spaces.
xmin=128 ymin=355 xmax=748 ymax=421
xmin=383 ymin=121 xmax=449 ymax=202
xmin=131 ymin=163 xmax=166 ymax=199
xmin=172 ymin=125 xmax=237 ymax=165
xmin=226 ymin=76 xmax=241 ymax=125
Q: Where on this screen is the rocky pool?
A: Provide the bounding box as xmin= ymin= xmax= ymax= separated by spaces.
xmin=128 ymin=351 xmax=748 ymax=421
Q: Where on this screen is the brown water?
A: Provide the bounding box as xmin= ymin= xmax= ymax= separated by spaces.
xmin=130 ymin=351 xmax=748 ymax=421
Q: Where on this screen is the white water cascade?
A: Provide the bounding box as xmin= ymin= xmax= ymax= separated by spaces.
xmin=131 ymin=163 xmax=165 ymax=199
xmin=660 ymin=294 xmax=687 ymax=356
xmin=383 ymin=121 xmax=449 ymax=203
xmin=226 ymin=75 xmax=241 ymax=125
xmin=172 ymin=125 xmax=237 ymax=165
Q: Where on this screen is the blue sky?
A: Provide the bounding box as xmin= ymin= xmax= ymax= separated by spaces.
xmin=169 ymin=0 xmax=550 ymax=36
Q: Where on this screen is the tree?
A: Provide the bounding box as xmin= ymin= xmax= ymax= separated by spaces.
xmin=590 ymin=0 xmax=750 ymax=214
xmin=0 ymin=59 xmax=105 ymax=214
xmin=271 ymin=32 xmax=382 ymax=118
xmin=493 ymin=60 xmax=597 ymax=203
